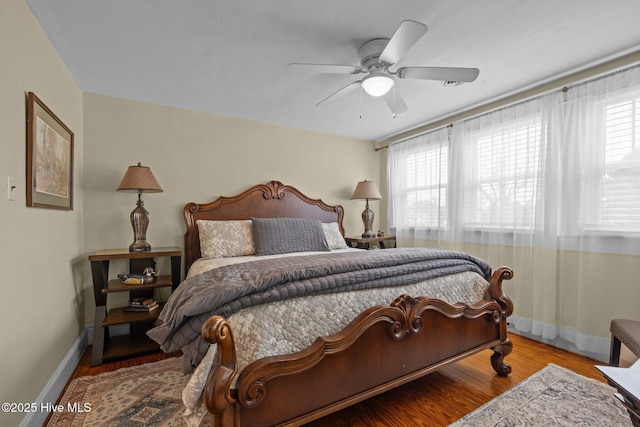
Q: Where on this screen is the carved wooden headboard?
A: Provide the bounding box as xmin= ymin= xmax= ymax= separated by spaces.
xmin=183 ymin=180 xmax=345 ymax=273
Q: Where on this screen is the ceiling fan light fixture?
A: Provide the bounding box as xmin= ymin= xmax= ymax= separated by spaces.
xmin=362 ymin=73 xmax=395 ymax=97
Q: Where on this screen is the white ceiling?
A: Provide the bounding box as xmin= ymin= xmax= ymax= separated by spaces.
xmin=26 ymin=0 xmax=640 ymax=142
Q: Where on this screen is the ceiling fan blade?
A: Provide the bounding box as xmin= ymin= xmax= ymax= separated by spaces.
xmin=398 ymin=66 xmax=480 ymax=82
xmin=380 ymin=20 xmax=428 ymax=65
xmin=288 ymin=63 xmax=362 ymax=75
xmin=384 ymin=87 xmax=408 ymax=116
xmin=315 ymin=80 xmax=362 ymax=107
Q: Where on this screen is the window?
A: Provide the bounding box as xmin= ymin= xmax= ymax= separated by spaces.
xmin=388 ymin=129 xmax=449 ymax=231
xmin=388 ymin=65 xmax=640 ymax=253
xmin=405 ymin=145 xmax=448 ymax=228
xmin=585 ymin=94 xmax=640 ymax=232
xmin=390 ymin=108 xmax=548 ymax=236
xmin=462 ymin=115 xmax=545 ymax=231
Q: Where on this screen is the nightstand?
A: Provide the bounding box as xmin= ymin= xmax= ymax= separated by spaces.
xmin=89 ymin=247 xmax=181 ymax=366
xmin=345 ymin=235 xmax=396 ymax=250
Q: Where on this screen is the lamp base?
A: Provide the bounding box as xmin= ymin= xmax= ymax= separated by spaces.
xmin=129 ymin=241 xmax=151 ymax=252
xmin=360 ymin=202 xmax=376 ymax=239
xmin=128 ymin=196 xmax=152 ymax=252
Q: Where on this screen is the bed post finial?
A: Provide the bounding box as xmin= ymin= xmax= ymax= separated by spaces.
xmin=488 ymin=267 xmax=514 ymax=317
xmin=201 ymin=315 xmax=239 ymax=426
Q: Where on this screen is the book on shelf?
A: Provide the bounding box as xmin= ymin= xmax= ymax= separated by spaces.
xmin=123 ymin=301 xmax=159 ymax=312
xmin=117 ymin=273 xmax=155 ymax=285
xmin=129 ymin=297 xmax=155 ymax=306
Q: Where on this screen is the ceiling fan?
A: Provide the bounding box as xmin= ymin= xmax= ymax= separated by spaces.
xmin=288 ymin=20 xmax=479 ymax=116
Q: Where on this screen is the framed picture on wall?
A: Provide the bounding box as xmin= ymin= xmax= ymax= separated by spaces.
xmin=26 ymin=91 xmax=74 ymax=210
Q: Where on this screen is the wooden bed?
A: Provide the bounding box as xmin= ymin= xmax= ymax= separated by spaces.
xmin=181 ymin=180 xmax=514 ymax=427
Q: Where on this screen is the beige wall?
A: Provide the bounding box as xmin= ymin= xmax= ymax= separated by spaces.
xmin=0 ymin=1 xmax=84 ymax=425
xmin=81 ymin=93 xmax=381 ymax=321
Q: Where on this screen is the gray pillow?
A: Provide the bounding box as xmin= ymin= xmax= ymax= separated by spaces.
xmin=252 ymin=217 xmax=330 ymax=256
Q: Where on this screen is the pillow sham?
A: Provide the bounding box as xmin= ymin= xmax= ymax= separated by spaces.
xmin=322 ymin=222 xmax=348 ymax=250
xmin=197 ymin=220 xmax=255 ymax=259
xmin=252 ymin=217 xmax=330 ymax=256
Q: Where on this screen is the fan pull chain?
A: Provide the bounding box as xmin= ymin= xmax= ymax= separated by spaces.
xmin=392 ymin=85 xmax=397 ymax=118
xmin=359 ymin=86 xmax=364 ymax=118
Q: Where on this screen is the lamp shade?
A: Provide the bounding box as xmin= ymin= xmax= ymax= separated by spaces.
xmin=351 ymin=180 xmax=382 ymax=200
xmin=361 ymin=73 xmax=395 ymax=97
xmin=117 ymin=163 xmax=163 ymax=192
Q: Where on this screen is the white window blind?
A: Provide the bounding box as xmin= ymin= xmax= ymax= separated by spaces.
xmin=585 ymin=95 xmax=640 ymax=232
xmin=405 ymin=145 xmax=449 ymax=228
xmin=388 ymin=128 xmax=449 ymax=232
xmin=462 ymin=115 xmax=544 ymax=231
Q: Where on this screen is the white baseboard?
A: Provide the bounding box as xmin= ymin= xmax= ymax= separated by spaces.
xmin=19 ymin=326 xmax=92 ymax=427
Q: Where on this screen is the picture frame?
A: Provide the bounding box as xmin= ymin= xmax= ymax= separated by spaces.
xmin=26 ymin=92 xmax=74 ymax=210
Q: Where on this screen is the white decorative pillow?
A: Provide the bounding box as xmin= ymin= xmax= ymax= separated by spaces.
xmin=322 ymin=222 xmax=348 ymax=250
xmin=197 ymin=220 xmax=255 ymax=259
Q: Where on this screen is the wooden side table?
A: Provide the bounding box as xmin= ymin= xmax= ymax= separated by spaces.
xmin=89 ymin=247 xmax=181 ymax=366
xmin=345 ymin=235 xmax=396 ymax=250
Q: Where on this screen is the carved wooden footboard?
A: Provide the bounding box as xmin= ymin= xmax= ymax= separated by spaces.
xmin=201 ymin=267 xmax=514 ymax=427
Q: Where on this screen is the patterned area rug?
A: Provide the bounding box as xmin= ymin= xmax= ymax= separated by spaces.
xmin=47 ymin=357 xmax=210 ymax=426
xmin=449 ymin=363 xmax=632 ymax=426
xmin=48 ymin=360 xmax=631 ymax=426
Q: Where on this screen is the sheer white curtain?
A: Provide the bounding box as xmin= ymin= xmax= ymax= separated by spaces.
xmin=388 ymin=127 xmax=450 ymax=242
xmin=555 ymin=67 xmax=640 ymax=355
xmin=451 ymin=94 xmax=559 ymax=248
xmin=561 ymin=67 xmax=640 ymax=252
xmin=451 ymin=94 xmax=562 ymax=344
xmin=388 ymin=65 xmax=640 ymax=360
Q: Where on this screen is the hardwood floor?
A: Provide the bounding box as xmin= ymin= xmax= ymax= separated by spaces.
xmin=60 ymin=334 xmax=609 ymax=426
xmin=305 ymin=333 xmax=610 ymax=427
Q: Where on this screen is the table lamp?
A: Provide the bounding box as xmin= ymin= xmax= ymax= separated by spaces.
xmin=351 ymin=179 xmax=382 ymax=238
xmin=116 ymin=162 xmax=163 ymax=252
